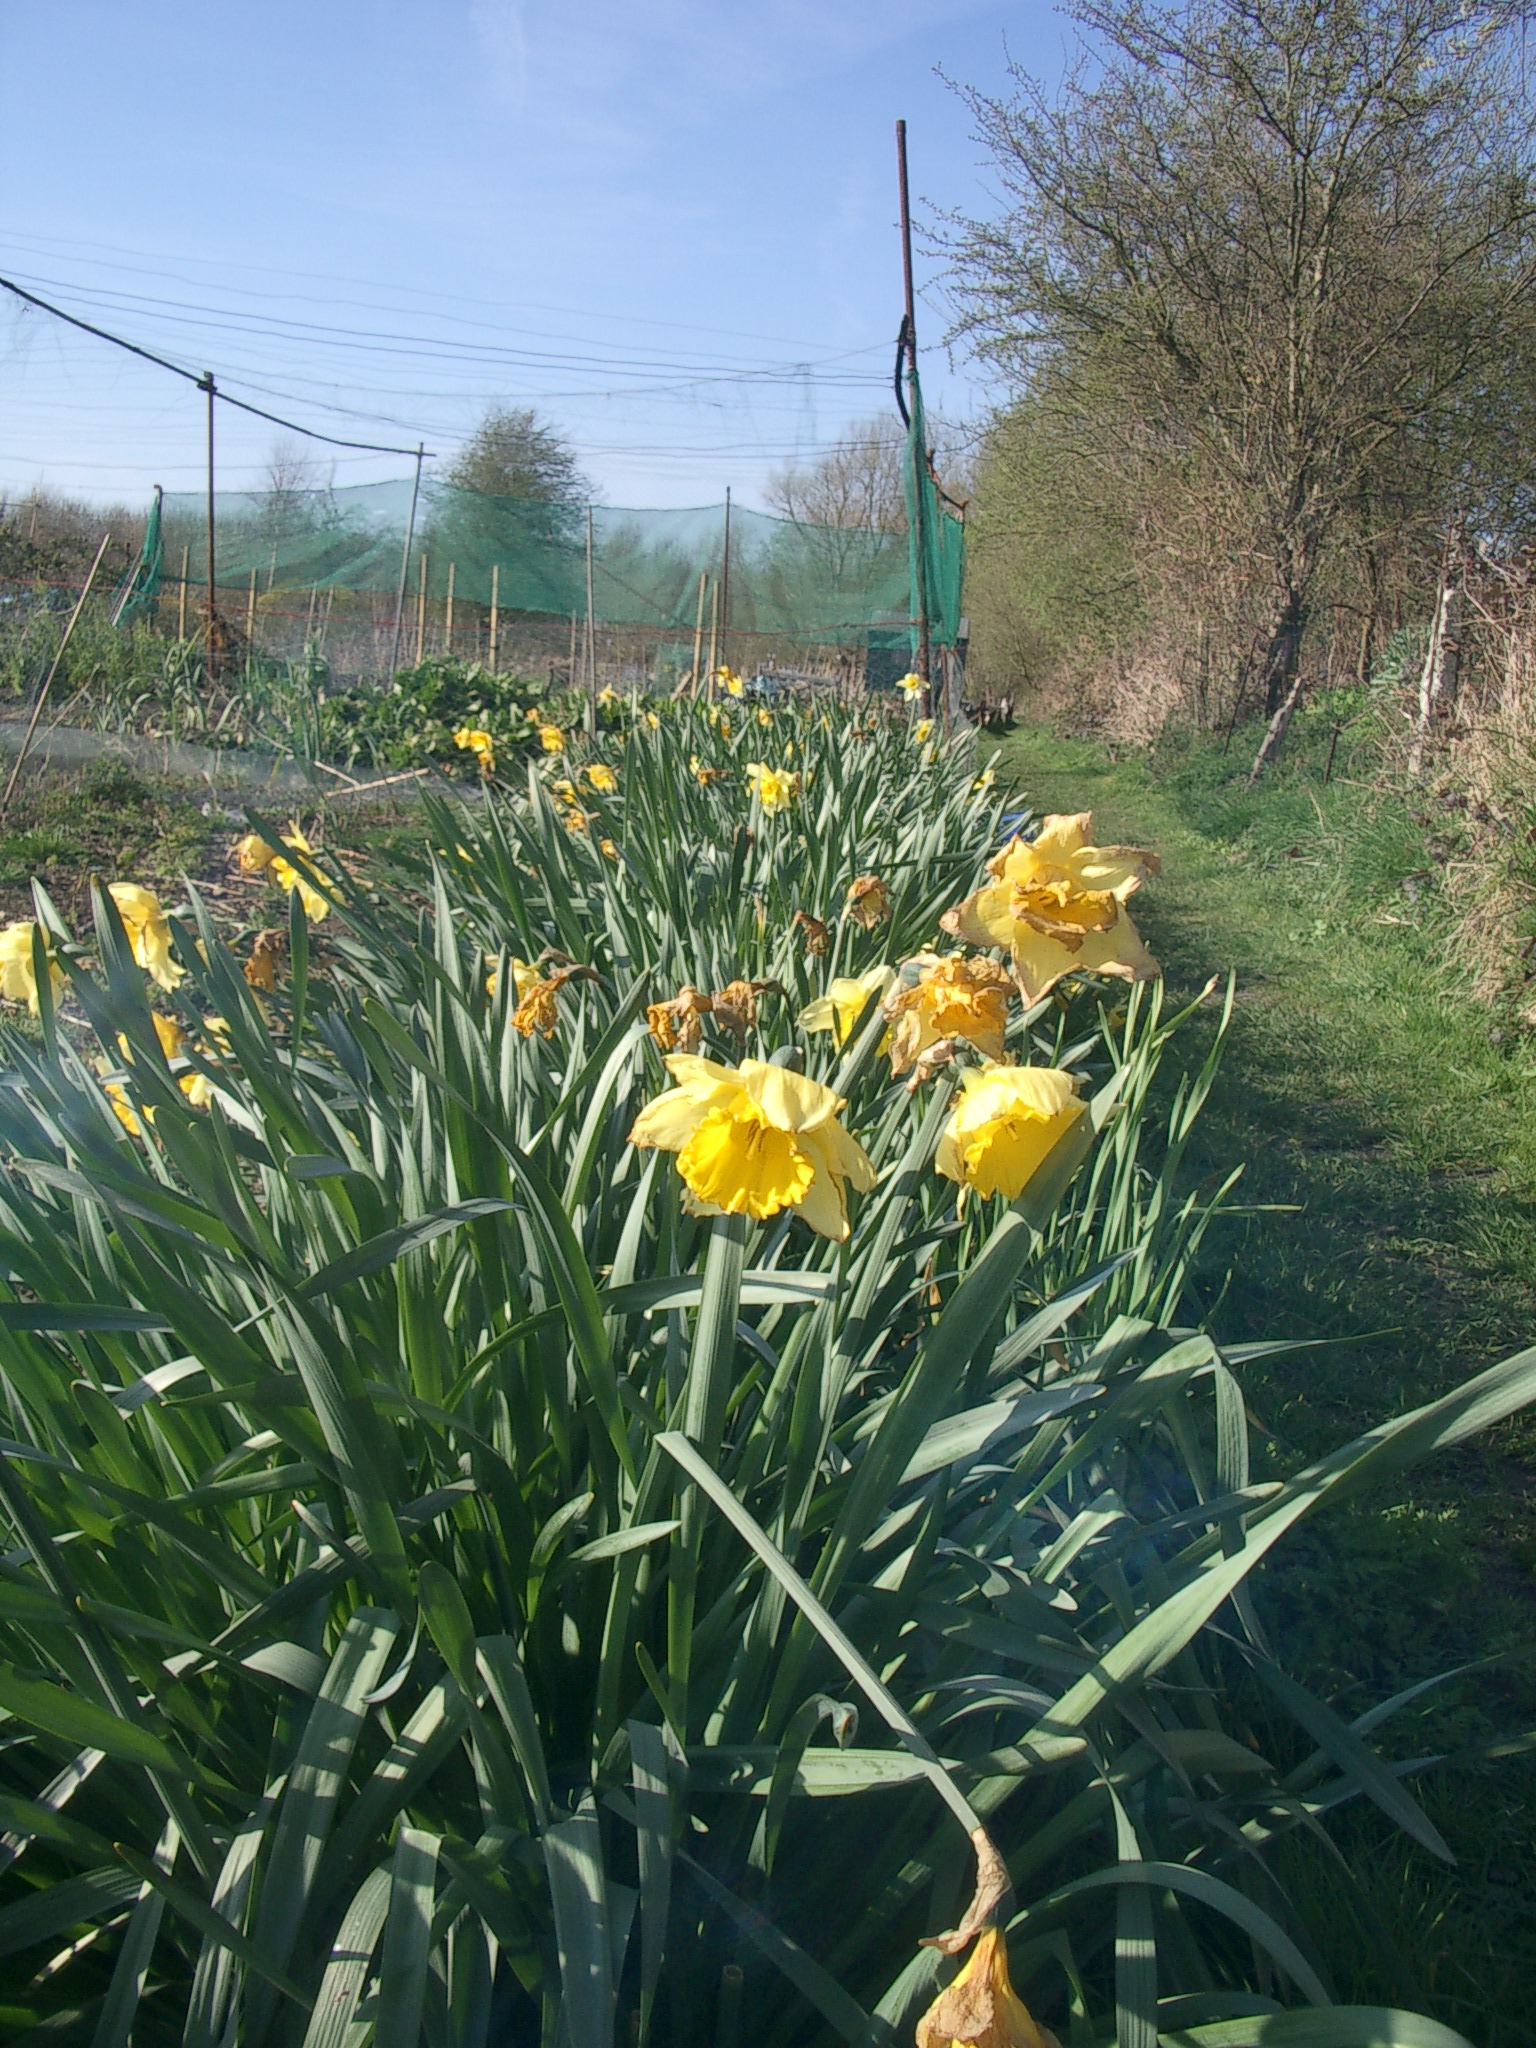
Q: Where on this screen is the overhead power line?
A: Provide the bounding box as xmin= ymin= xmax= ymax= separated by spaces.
xmin=0 ymin=271 xmax=433 ymax=457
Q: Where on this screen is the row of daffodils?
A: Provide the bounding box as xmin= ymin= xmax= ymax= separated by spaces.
xmin=631 ymin=811 xmax=1158 ymax=1239
xmin=0 ymin=699 xmax=1153 ymax=2048
xmin=0 ymin=759 xmax=1161 ymax=1265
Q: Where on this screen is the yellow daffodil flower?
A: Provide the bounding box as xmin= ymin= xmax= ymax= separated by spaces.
xmin=942 ymin=812 xmax=1159 ymax=1003
xmin=745 ymin=761 xmax=799 ymax=815
xmin=915 ymin=1926 xmax=1061 ymax=2048
xmin=974 ymin=766 xmax=996 ymax=796
xmin=882 ymin=952 xmax=1013 ymax=1077
xmin=486 ymin=957 xmax=540 ymax=1002
xmin=107 ymin=883 xmax=184 ymax=989
xmin=913 ymin=718 xmax=934 ymax=744
xmin=717 ymin=666 xmax=744 ymax=697
xmin=149 ymin=1012 xmax=185 ymax=1059
xmin=538 ymin=723 xmax=565 ymax=753
xmin=898 ymin=671 xmax=926 ymax=701
xmin=756 ymin=706 xmax=772 ymax=727
xmin=645 ymin=709 xmax=660 ymax=729
xmin=843 ymin=873 xmax=891 ymax=930
xmin=691 ymin=755 xmax=724 ymax=787
xmin=629 ymin=1054 xmax=874 ymax=1239
xmin=719 ymin=713 xmax=732 ymax=738
xmin=268 ymin=827 xmax=331 ymax=923
xmin=586 ymin=762 xmax=618 ymax=792
xmin=936 ymin=1063 xmax=1087 ymax=1201
xmin=798 ymin=963 xmax=894 ymax=1045
xmin=0 ymin=920 xmax=64 ymax=1014
xmin=234 ymin=830 xmax=279 ymax=873
xmin=552 ymin=778 xmax=578 ymax=804
xmin=245 ymin=928 xmax=285 ymax=990
xmin=598 ymin=685 xmax=620 ymax=710
xmin=453 ymin=725 xmax=496 ymax=775
xmin=600 ymin=837 xmax=620 ymax=862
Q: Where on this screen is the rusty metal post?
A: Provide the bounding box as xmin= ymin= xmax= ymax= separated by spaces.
xmin=896 ymin=121 xmax=932 ymax=710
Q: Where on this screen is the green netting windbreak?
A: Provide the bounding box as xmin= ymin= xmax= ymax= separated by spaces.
xmin=114 ymin=483 xmax=164 ymax=624
xmin=158 ymin=483 xmax=911 ymax=648
xmin=903 ymin=365 xmax=966 ymax=654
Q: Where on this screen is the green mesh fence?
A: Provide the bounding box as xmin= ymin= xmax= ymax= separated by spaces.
xmin=157 ymin=482 xmax=963 ymax=652
xmin=903 ymin=371 xmax=965 ymax=655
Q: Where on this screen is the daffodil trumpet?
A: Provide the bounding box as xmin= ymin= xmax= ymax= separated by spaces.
xmin=936 ymin=1062 xmax=1091 ymax=1211
xmin=629 ymin=1055 xmax=874 ymax=1240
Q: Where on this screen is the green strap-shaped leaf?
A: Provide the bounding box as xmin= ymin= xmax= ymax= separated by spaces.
xmin=374 ymin=1828 xmax=441 ymax=2048
xmin=299 ymin=1865 xmax=392 ymax=2048
xmin=544 ymin=1790 xmax=615 ymax=2048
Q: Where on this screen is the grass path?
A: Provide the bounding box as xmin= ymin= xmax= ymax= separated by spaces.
xmin=1001 ymin=725 xmax=1536 ymax=2046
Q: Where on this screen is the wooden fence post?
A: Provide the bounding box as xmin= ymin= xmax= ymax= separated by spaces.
xmin=415 ymin=552 xmax=428 ymax=665
xmin=445 ymin=561 xmax=456 ymax=657
xmin=177 ymin=545 xmax=189 ymax=640
xmin=489 ymin=563 xmax=500 ymax=671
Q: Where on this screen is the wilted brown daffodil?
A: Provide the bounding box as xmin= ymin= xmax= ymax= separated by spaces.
xmin=915 ymin=1927 xmax=1060 ymax=2048
xmin=942 ymin=813 xmax=1158 ymax=1004
xmin=844 ymin=873 xmax=891 ymax=930
xmin=882 ymin=952 xmax=1012 ymax=1078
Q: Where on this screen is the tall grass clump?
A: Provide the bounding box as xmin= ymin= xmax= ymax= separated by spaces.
xmin=0 ymin=696 xmax=1527 ymax=2047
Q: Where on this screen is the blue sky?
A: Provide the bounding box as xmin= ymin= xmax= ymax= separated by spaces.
xmin=0 ymin=1 xmax=1065 ymax=510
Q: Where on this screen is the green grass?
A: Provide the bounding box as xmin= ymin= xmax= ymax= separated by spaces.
xmin=1001 ymin=717 xmax=1536 ymax=2046
xmin=0 ymin=759 xmax=211 ymax=928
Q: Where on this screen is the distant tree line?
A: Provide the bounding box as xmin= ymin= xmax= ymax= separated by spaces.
xmin=948 ymin=0 xmax=1536 ymax=734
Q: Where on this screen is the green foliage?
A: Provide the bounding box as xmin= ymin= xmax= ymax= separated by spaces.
xmin=0 ymin=703 xmax=1522 ymax=2047
xmin=1003 ymin=721 xmax=1536 ymax=2043
xmin=316 ymin=658 xmax=556 ymax=775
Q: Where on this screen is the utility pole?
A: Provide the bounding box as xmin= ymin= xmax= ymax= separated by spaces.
xmin=390 ymin=441 xmax=425 ymax=675
xmin=199 ymin=372 xmax=218 ymax=664
xmin=895 ymin=120 xmax=932 ymax=710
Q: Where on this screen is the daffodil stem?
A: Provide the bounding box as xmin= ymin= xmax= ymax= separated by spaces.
xmin=666 ymin=1212 xmax=748 ymax=1735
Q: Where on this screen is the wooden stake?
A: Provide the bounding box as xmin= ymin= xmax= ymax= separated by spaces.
xmin=706 ymin=578 xmax=720 ymax=695
xmin=177 ymin=544 xmax=189 ymax=640
xmin=690 ymin=569 xmax=707 ymax=695
xmin=3 ymin=531 xmax=111 ymax=814
xmin=489 ymin=562 xmax=500 ymax=670
xmin=568 ymin=610 xmax=578 ymax=686
xmin=415 ymin=552 xmax=428 ymax=665
xmin=389 ymin=441 xmax=425 ymax=673
xmin=246 ymin=566 xmax=257 ymax=649
xmin=445 ymin=560 xmax=456 ymax=655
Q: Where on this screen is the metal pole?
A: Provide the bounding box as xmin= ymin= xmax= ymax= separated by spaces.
xmin=390 ymin=441 xmax=424 ymax=674
xmin=584 ymin=505 xmax=597 ymax=731
xmin=895 ymin=121 xmax=932 ymax=707
xmin=200 ymin=371 xmax=217 ymax=659
xmin=719 ymin=486 xmax=732 ymax=682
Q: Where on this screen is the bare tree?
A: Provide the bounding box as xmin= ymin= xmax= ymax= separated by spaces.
xmin=767 ymin=418 xmax=909 ymax=533
xmin=949 ymin=0 xmax=1536 ymax=714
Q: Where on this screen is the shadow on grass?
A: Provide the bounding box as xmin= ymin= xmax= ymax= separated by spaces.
xmin=1003 ymin=720 xmax=1536 ymax=2048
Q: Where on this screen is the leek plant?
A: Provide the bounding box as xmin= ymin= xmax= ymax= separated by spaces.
xmin=0 ymin=698 xmax=1524 ymax=2048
